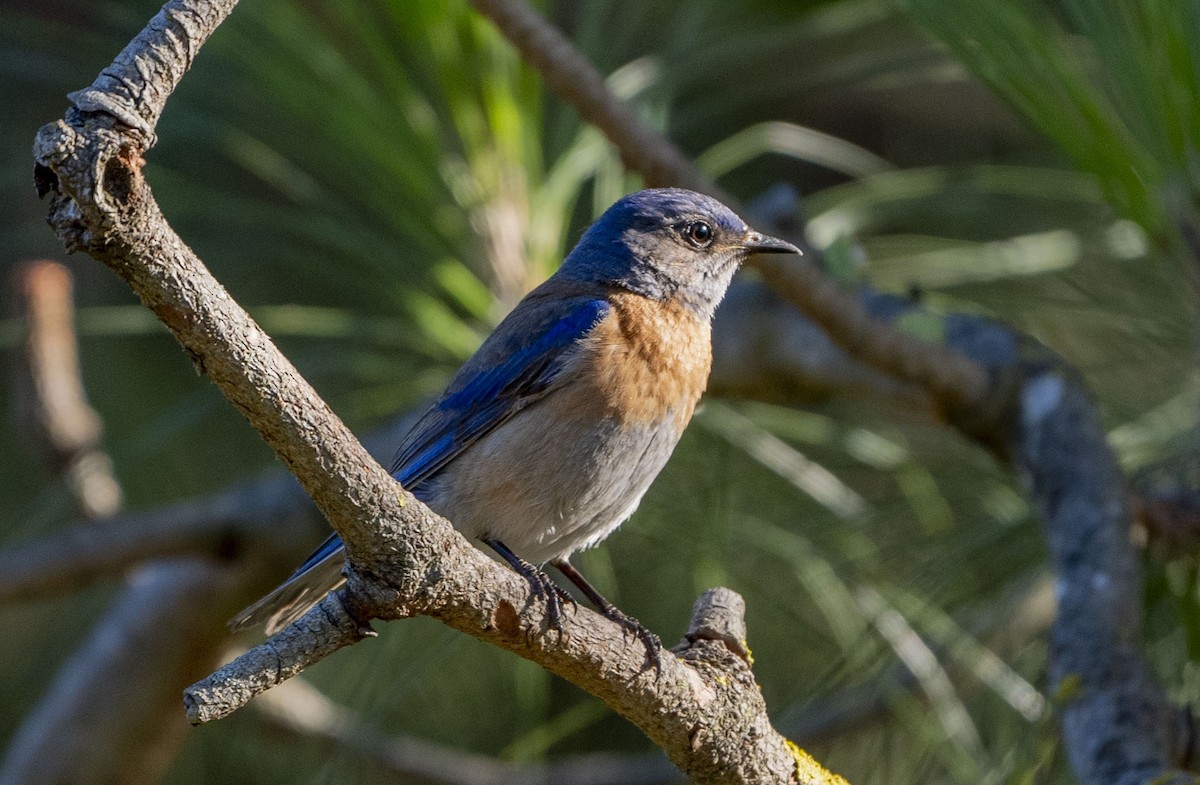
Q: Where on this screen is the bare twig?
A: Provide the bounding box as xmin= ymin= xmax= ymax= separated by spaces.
xmin=13 ymin=259 xmax=121 ymax=518
xmin=0 ymin=474 xmax=316 ymax=603
xmin=31 ymin=1 xmax=841 ymax=782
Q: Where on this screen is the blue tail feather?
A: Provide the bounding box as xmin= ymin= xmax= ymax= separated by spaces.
xmin=228 ymin=535 xmax=346 ymax=634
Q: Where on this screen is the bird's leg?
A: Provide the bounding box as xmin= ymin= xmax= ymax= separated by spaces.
xmin=551 ymin=558 xmax=662 ymax=670
xmin=484 ymin=538 xmax=575 ymax=631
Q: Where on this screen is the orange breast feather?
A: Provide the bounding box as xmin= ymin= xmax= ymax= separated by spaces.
xmin=579 ymin=292 xmax=712 ymax=430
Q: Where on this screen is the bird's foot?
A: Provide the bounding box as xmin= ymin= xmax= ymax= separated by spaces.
xmin=523 ymin=564 xmax=577 ymax=632
xmin=549 ymin=557 xmax=662 ymax=671
xmin=485 ymin=538 xmax=576 ymax=631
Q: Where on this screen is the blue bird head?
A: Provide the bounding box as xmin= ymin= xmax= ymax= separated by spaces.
xmin=558 ymin=188 xmax=799 ymax=318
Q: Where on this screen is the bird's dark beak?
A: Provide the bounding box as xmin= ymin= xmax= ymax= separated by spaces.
xmin=742 ymin=231 xmax=801 ymax=255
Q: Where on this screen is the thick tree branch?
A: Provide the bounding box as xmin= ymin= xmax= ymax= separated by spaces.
xmin=32 ymin=2 xmax=838 ymax=782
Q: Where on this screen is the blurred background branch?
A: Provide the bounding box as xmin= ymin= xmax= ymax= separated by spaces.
xmin=13 ymin=260 xmax=121 ymax=519
xmin=2 ymin=260 xmax=259 ymax=785
xmin=470 ymin=0 xmax=997 ymax=423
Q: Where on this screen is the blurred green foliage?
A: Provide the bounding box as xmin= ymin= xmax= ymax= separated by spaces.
xmin=0 ymin=1 xmax=1196 ymax=783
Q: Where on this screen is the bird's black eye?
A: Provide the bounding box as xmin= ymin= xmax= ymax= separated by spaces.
xmin=683 ymin=221 xmax=714 ymax=248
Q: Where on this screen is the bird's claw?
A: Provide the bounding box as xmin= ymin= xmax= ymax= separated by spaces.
xmin=485 ymin=539 xmax=577 ymax=633
xmin=525 ymin=567 xmax=577 ymax=631
xmin=599 ymin=604 xmax=662 ymax=671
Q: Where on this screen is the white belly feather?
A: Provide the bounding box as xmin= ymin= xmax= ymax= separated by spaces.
xmin=420 ymin=403 xmax=686 ymax=564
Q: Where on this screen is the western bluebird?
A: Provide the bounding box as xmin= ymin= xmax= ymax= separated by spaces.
xmin=232 ymin=188 xmax=799 ymax=659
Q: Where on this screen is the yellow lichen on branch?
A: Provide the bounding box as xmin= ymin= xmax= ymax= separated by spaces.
xmin=786 ymin=739 xmax=849 ymax=785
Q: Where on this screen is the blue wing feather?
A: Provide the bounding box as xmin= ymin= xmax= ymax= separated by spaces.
xmin=390 ymin=296 xmax=610 ymax=488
